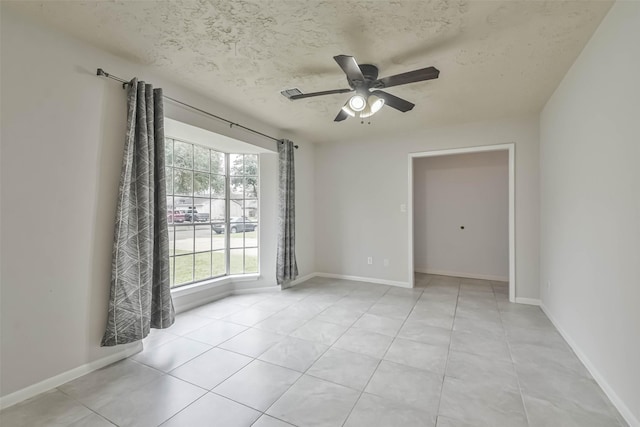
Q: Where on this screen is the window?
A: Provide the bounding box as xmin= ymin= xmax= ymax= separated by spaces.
xmin=165 ymin=138 xmax=259 ymax=287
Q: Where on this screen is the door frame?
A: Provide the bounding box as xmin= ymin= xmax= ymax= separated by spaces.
xmin=407 ymin=143 xmax=516 ymax=302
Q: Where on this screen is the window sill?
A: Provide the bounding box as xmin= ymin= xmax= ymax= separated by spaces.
xmin=170 ymin=273 xmax=260 ymax=298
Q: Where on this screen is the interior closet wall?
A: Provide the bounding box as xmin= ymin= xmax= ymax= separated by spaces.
xmin=413 ymin=151 xmax=509 ymax=281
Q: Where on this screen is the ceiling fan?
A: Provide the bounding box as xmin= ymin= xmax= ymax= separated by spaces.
xmin=281 ymin=55 xmax=440 ymax=122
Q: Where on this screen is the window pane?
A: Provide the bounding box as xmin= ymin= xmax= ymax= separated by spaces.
xmin=174 ymin=141 xmax=193 ymax=168
xmin=174 ymin=169 xmax=193 ymax=196
xmin=230 ymin=176 xmax=244 ymax=200
xmin=169 ymin=257 xmax=175 ymax=287
xmin=194 ymin=252 xmax=212 ymax=281
xmin=211 ymin=152 xmax=225 ymax=175
xmin=211 ymin=199 xmax=226 ymax=223
xmin=244 ymin=200 xmax=258 ymax=221
xmin=212 ymin=223 xmax=226 ymax=249
xmin=194 ymin=145 xmax=209 ymax=172
xmin=212 ymin=250 xmax=226 ymax=276
xmin=165 ymin=168 xmax=173 ymax=194
xmin=175 ymin=197 xmax=193 ymax=222
xmin=230 ymin=249 xmax=243 ymax=274
xmin=210 ymin=174 xmax=225 ymax=198
xmin=193 ymin=198 xmax=211 ymax=223
xmin=167 ymin=201 xmax=174 ymax=225
xmin=230 ymin=199 xmax=243 ymax=218
xmin=174 ymin=254 xmax=194 ymax=285
xmin=229 ymin=222 xmax=244 ymax=248
xmin=230 ymin=154 xmax=243 ymax=176
xmin=165 ymin=139 xmax=173 ymax=166
xmin=245 ymin=176 xmax=258 ymax=199
xmin=194 ymin=172 xmax=209 ymax=196
xmin=168 ymin=223 xmax=175 ymax=256
xmin=242 ymin=224 xmax=258 ymax=247
xmin=194 ymin=222 xmax=212 ymax=252
xmin=175 ymin=223 xmax=194 ymax=254
xmin=175 ymin=196 xmax=193 ymax=206
xmin=245 ymin=248 xmax=258 ymax=274
xmin=244 ymin=154 xmax=258 ymax=175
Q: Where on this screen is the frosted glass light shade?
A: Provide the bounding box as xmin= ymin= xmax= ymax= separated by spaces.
xmin=348 ymin=95 xmax=367 ymax=112
xmin=360 ymin=95 xmax=385 ymax=118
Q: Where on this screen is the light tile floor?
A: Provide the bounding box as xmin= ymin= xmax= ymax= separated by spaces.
xmin=0 ymin=275 xmax=628 ymax=427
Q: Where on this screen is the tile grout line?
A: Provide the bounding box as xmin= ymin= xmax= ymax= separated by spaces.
xmin=339 ymin=285 xmax=400 ymax=427
xmin=54 ymin=357 xmax=176 ymax=426
xmin=156 ymin=286 xmax=330 ymax=377
xmin=79 ymin=289 xmax=323 ymax=426
xmin=433 ymin=277 xmax=461 ymax=426
xmin=54 ymin=387 xmax=121 ymax=426
xmin=257 ymin=281 xmax=391 ymax=425
xmin=166 ymin=279 xmax=360 ymax=427
xmin=25 ymin=277 xmax=488 ymax=427
xmin=496 ymin=283 xmax=532 ymax=427
xmin=156 ymin=391 xmax=211 ymax=426
xmin=340 ymin=279 xmax=427 ymax=427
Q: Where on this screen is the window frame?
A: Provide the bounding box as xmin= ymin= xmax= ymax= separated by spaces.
xmin=165 ymin=137 xmax=260 ymax=288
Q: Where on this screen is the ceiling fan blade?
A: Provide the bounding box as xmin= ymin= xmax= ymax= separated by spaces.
xmin=333 ymin=55 xmax=365 ymax=84
xmin=334 ymin=108 xmax=349 ymax=122
xmin=371 ymin=90 xmax=415 ymax=112
xmin=281 ymin=87 xmax=353 ymax=100
xmin=374 ymin=67 xmax=440 ymax=89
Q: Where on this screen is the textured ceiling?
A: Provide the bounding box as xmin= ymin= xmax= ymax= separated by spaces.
xmin=7 ymin=0 xmax=613 ymax=144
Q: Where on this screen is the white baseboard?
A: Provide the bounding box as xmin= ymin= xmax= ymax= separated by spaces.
xmin=176 ymin=288 xmax=233 ymax=314
xmin=416 ymin=268 xmax=509 ymax=282
xmin=541 ymin=304 xmax=639 ymax=427
xmin=515 ymin=297 xmax=541 ymax=306
xmin=233 ymin=285 xmax=281 ymax=295
xmin=284 ymin=273 xmax=319 ymax=288
xmin=0 ymin=342 xmax=142 ymax=410
xmin=287 ymin=272 xmax=411 ymax=289
xmin=315 ymin=272 xmax=411 ymax=288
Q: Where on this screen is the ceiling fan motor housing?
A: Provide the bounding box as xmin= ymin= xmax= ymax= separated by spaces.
xmin=358 ymin=64 xmax=379 ymax=83
xmin=350 ymin=64 xmax=384 ymax=93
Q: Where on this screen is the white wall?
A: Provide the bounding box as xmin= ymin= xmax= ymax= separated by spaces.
xmin=315 ymin=115 xmax=539 ymax=297
xmin=413 ymin=151 xmax=509 ymax=280
xmin=0 ymin=7 xmax=315 ymax=399
xmin=539 ymin=1 xmax=640 ymax=424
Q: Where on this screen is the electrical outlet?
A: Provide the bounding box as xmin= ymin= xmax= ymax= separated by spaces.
xmin=367 ymin=257 xmax=373 ymax=265
xmin=383 ymin=259 xmax=389 ymax=267
xmin=400 ymin=204 xmax=407 ymax=213
xmin=547 ymin=280 xmax=551 ymax=290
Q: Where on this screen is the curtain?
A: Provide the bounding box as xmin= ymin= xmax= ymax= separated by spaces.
xmin=276 ymin=139 xmax=299 ymax=287
xmin=102 ymin=79 xmax=175 ymax=346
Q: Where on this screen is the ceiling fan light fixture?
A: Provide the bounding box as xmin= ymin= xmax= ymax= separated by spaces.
xmin=348 ymin=94 xmax=367 ymax=112
xmin=341 ymin=104 xmax=356 ymax=117
xmin=370 ymin=96 xmax=385 ymax=113
xmin=360 ymin=95 xmax=385 ymax=118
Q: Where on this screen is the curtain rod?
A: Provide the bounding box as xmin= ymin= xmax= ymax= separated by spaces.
xmin=96 ymin=68 xmax=298 ymax=149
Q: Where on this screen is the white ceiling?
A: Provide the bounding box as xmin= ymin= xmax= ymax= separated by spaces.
xmin=7 ymin=0 xmax=613 ymax=144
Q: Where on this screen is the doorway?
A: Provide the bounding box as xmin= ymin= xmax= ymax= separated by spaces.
xmin=407 ymin=144 xmax=515 ymax=302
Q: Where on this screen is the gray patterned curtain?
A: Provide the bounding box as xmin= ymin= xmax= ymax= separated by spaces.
xmin=102 ymin=78 xmax=175 ymax=346
xmin=276 ymin=139 xmax=299 ymax=287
